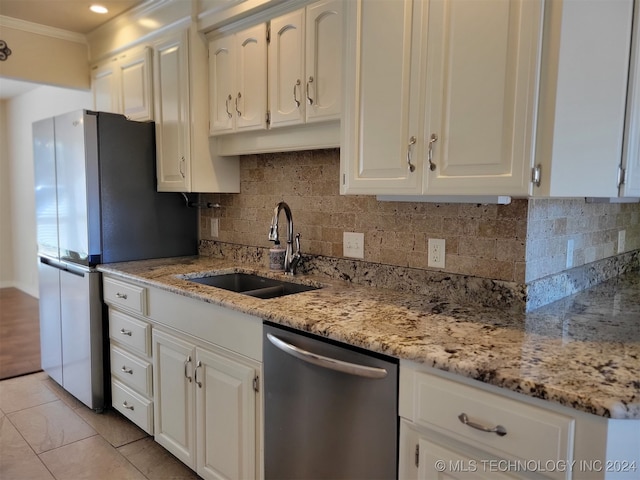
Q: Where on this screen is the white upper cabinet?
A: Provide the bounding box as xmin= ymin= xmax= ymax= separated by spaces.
xmin=621 ymin=0 xmax=640 ymax=198
xmin=91 ymin=46 xmax=153 ymax=121
xmin=153 ymin=30 xmax=191 ymax=192
xmin=269 ymin=8 xmax=306 ymax=127
xmin=92 ymin=58 xmax=119 ymax=114
xmin=343 ymin=0 xmax=636 ymax=199
xmin=341 ymin=0 xmax=423 ymax=195
xmin=209 ymin=24 xmax=268 ymax=135
xmin=421 ymin=0 xmax=543 ymax=196
xmin=119 ymin=47 xmax=153 ymax=121
xmin=305 ymin=0 xmax=342 ymax=123
xmin=534 ymin=0 xmax=634 ymax=198
xmin=341 ymin=0 xmax=543 ymax=196
xmin=154 ymin=27 xmax=240 ymax=193
xmin=268 ymin=0 xmax=342 ymax=129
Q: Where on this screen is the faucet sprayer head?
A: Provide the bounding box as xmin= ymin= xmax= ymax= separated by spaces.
xmin=268 ymin=224 xmax=279 ymax=242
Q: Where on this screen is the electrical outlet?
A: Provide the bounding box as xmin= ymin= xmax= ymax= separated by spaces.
xmin=618 ymin=230 xmax=626 ymax=254
xmin=428 ymin=238 xmax=445 ymax=268
xmin=210 ymin=218 xmax=219 ymax=238
xmin=566 ymin=239 xmax=574 ymax=268
xmin=343 ymin=232 xmax=364 ymax=259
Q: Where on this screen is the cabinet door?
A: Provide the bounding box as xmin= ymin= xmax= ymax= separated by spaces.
xmin=209 ymin=34 xmax=236 ymax=134
xmin=91 ymin=58 xmax=119 ymax=114
xmin=418 ymin=438 xmax=517 ymax=480
xmin=235 ymin=24 xmax=267 ymax=131
xmin=305 ymin=0 xmax=342 ymax=123
xmin=269 ymin=9 xmax=305 ymax=128
xmin=154 ymin=30 xmax=191 ymax=192
xmin=196 ymin=347 xmax=257 ymax=480
xmin=340 ymin=0 xmax=423 ymax=194
xmin=153 ymin=330 xmax=196 ymax=469
xmin=119 ymin=47 xmax=153 ymax=121
xmin=622 ymin=0 xmax=640 ymax=198
xmin=422 ymin=0 xmax=543 ymax=196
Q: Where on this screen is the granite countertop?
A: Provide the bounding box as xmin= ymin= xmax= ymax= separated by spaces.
xmin=98 ymin=256 xmax=640 ymax=420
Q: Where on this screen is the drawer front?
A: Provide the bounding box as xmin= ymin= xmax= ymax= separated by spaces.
xmin=109 ymin=310 xmax=151 ymax=356
xmin=103 ymin=277 xmax=147 ymax=315
xmin=413 ymin=372 xmax=574 ymax=480
xmin=111 ymin=379 xmax=153 ymax=435
xmin=110 ymin=345 xmax=152 ymax=396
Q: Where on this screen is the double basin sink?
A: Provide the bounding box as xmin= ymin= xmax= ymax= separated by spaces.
xmin=186 ymin=272 xmax=320 ymax=299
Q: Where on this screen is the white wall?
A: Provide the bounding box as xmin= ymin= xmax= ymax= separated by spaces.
xmin=3 ymin=86 xmax=91 ymax=297
xmin=0 ymin=101 xmax=13 ymax=287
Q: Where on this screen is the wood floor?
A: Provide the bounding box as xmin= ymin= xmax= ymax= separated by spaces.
xmin=0 ymin=288 xmax=41 ymax=380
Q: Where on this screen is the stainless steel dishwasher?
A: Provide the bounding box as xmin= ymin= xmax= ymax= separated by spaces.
xmin=264 ymin=322 xmax=398 ymax=480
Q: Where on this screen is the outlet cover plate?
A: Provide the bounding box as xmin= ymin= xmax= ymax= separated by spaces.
xmin=343 ymin=232 xmax=364 ymax=259
xmin=428 ymin=238 xmax=446 ymax=268
xmin=618 ymin=230 xmax=626 ymax=254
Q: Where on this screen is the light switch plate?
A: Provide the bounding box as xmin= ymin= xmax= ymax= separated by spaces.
xmin=343 ymin=232 xmax=364 ymax=259
xmin=210 ymin=218 xmax=219 ymax=238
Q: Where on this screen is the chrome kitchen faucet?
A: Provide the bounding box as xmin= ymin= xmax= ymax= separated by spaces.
xmin=268 ymin=201 xmax=301 ymax=275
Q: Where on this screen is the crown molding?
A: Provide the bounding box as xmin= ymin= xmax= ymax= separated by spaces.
xmin=0 ymin=15 xmax=87 ymax=44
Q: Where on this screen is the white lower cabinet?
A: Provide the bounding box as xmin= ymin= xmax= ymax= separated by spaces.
xmin=102 ymin=274 xmax=262 ymax=480
xmin=399 ymin=363 xmax=575 ymax=480
xmin=153 ymin=328 xmax=259 ymax=480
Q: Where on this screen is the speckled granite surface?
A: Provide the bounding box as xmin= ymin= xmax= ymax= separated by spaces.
xmin=98 ymin=256 xmax=640 ymax=420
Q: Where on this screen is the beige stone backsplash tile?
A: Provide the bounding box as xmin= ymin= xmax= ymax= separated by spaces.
xmin=200 ymin=150 xmax=639 ymax=286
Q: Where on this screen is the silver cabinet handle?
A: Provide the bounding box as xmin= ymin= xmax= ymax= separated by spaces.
xmin=116 ymin=292 xmax=128 ymax=299
xmin=235 ymin=92 xmax=242 ymax=116
xmin=306 ymin=76 xmax=314 ymax=105
xmin=458 ymin=413 xmax=507 ymax=437
xmin=407 ymin=136 xmax=417 ymax=173
xmin=119 ymin=328 xmax=132 ymax=336
xmin=267 ymin=333 xmax=388 ymax=379
xmin=179 ymin=156 xmax=185 ymax=178
xmin=122 ymin=401 xmax=134 ymax=410
xmin=293 ymin=79 xmax=301 ymax=107
xmin=194 ymin=360 xmax=202 ymax=388
xmin=121 ymin=366 xmax=133 ymax=374
xmin=184 ymin=355 xmax=192 ymax=383
xmin=428 ymin=133 xmax=438 ymax=171
xmin=225 ymin=94 xmax=233 ymax=119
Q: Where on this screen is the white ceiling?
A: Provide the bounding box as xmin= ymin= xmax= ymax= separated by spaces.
xmin=0 ymin=0 xmax=144 ymax=34
xmin=0 ymin=0 xmax=145 ymax=100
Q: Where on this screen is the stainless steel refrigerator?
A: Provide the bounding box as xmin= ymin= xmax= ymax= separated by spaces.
xmin=33 ymin=110 xmax=197 ymax=410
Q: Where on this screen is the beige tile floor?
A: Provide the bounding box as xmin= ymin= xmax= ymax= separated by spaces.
xmin=0 ymin=372 xmax=200 ymax=480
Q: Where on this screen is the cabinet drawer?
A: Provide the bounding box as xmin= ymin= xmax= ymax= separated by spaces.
xmin=109 ymin=310 xmax=151 ymax=356
xmin=103 ymin=277 xmax=147 ymax=315
xmin=410 ymin=371 xmax=574 ymax=480
xmin=110 ymin=345 xmax=152 ymax=396
xmin=111 ymin=378 xmax=153 ymax=435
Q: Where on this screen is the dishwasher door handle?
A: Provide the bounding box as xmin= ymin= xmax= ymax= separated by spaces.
xmin=266 ymin=333 xmax=388 ymax=379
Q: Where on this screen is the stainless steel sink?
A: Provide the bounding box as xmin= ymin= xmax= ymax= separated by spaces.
xmin=186 ymin=273 xmax=320 ymax=299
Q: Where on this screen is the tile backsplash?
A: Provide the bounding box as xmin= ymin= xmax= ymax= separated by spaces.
xmin=199 ymin=148 xmax=640 ymax=309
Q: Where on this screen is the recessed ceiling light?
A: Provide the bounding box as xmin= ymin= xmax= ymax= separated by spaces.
xmin=90 ymin=5 xmax=109 ymax=14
